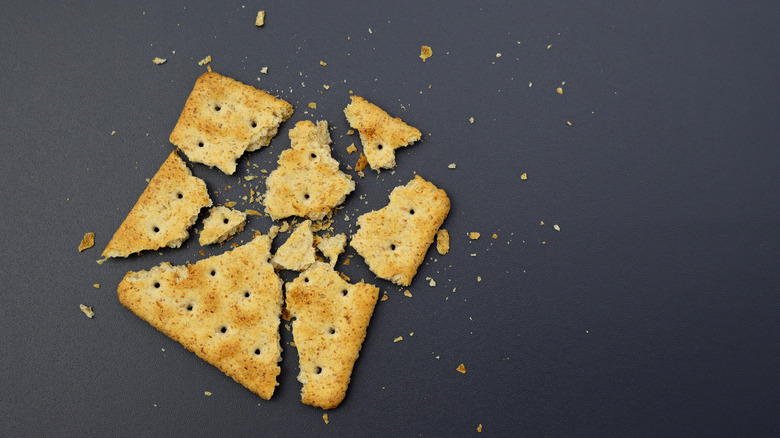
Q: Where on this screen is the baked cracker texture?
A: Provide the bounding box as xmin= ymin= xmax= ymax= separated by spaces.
xmin=169 ymin=71 xmax=293 ymax=175
xmin=102 ymin=150 xmax=212 ymax=258
xmin=351 ymin=175 xmax=450 ymax=286
xmin=272 ymin=220 xmax=316 ymax=271
xmin=316 ymin=233 xmax=347 ymax=267
xmin=285 ymin=262 xmax=379 ymax=409
xmin=117 ymin=232 xmax=283 ymax=400
xmin=343 ymin=95 xmax=422 ymax=170
xmin=199 ymin=206 xmax=247 ymax=246
xmin=263 ymin=120 xmax=355 ymax=221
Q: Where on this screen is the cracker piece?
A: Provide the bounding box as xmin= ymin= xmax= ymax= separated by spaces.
xmin=343 ymin=95 xmax=422 ymax=170
xmin=255 ymin=11 xmax=265 ymax=27
xmin=436 ymin=229 xmax=450 ymax=255
xmin=316 ymin=233 xmax=347 ymax=267
xmin=169 ymin=72 xmax=293 ymax=175
xmin=272 ymin=220 xmax=316 ymax=271
xmin=78 ymin=232 xmax=95 ymax=252
xmin=350 ymin=175 xmax=450 ymax=286
xmin=199 ymin=206 xmax=248 ymax=245
xmin=263 ymin=120 xmax=355 ymax=221
xmin=80 ymin=304 xmax=95 ymax=318
xmin=286 ymin=262 xmax=379 ymax=409
xmin=117 ymin=232 xmax=283 ymax=400
xmin=102 ymin=151 xmax=212 ymax=258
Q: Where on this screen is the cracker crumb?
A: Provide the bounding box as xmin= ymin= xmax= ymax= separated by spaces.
xmin=204 ymin=391 xmax=212 ymax=396
xmin=346 ymin=143 xmax=357 ymax=154
xmin=404 ymin=290 xmax=412 ymax=297
xmin=394 ymin=336 xmax=404 ymax=343
xmin=547 ymin=44 xmax=552 ymax=49
xmin=541 ymin=241 xmax=547 ymax=245
xmin=540 ymin=221 xmax=545 ymax=226
xmin=469 ymin=117 xmax=474 ymax=124
xmin=323 ymin=413 xmax=329 ymax=424
xmin=436 ymin=229 xmax=450 ymax=255
xmin=319 ymin=60 xmax=327 ymax=67
xmin=323 ymin=84 xmax=330 ymax=90
xmin=246 ymin=209 xmax=262 ymax=216
xmin=448 ymin=163 xmax=457 ymax=169
xmin=477 ymin=424 xmax=483 ymax=433
xmin=355 ymin=153 xmax=368 ymax=172
xmin=93 ymin=284 xmax=100 ymax=289
xmin=244 ymin=176 xmax=257 ymax=181
xmin=456 ymin=363 xmax=466 ymax=374
xmin=495 ymin=53 xmax=502 ymax=58
xmin=255 ymin=11 xmax=265 ymax=27
xmin=381 ymin=294 xmax=388 ymax=302
xmin=566 ymin=121 xmax=572 ymax=126
xmin=79 ymin=304 xmax=94 ymax=318
xmin=198 ymin=55 xmax=212 ymax=66
xmin=260 ymin=66 xmax=268 ymax=74
xmin=347 ymin=129 xmax=355 ymax=135
xmin=428 ymin=277 xmax=436 ymax=287
xmin=78 ymin=232 xmax=95 ymax=252
xmin=520 ymin=172 xmax=527 ymax=180
xmin=528 ymin=82 xmax=533 ymax=88
xmin=110 ymin=130 xmax=116 ymax=136
xmin=477 ymin=276 xmax=482 ymax=282
xmin=420 ymin=45 xmax=433 ymax=61
xmin=224 ymin=201 xmax=237 ymax=208
xmin=492 ymin=234 xmax=498 ymax=239
xmin=554 ymin=224 xmax=561 ymax=231
xmin=469 ymin=232 xmax=481 ymax=240
xmin=556 ymin=87 xmax=563 ymax=95
xmin=152 ymin=57 xmax=167 ymax=65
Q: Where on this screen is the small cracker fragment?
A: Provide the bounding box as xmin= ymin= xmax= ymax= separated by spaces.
xmin=556 ymin=87 xmax=563 ymax=95
xmin=286 ymin=262 xmax=379 ymax=409
xmin=263 ymin=121 xmax=355 ymax=221
xmin=255 ymin=11 xmax=265 ymax=27
xmin=80 ymin=304 xmax=95 ymax=318
xmin=521 ymin=172 xmax=527 ymax=180
xmin=346 ymin=144 xmax=357 ymax=155
xmin=403 ymin=290 xmax=412 ymax=297
xmin=308 ymin=102 xmax=317 ymax=109
xmin=436 ymin=229 xmax=449 ymax=255
xmin=79 ymin=232 xmax=95 ymax=252
xmin=323 ymin=413 xmax=329 ymax=424
xmin=394 ymin=336 xmax=403 ymax=343
xmin=198 ymin=55 xmax=212 ymax=66
xmin=477 ymin=424 xmax=483 ymax=433
xmin=272 ymin=220 xmax=316 ymax=271
xmin=93 ymin=284 xmax=100 ymax=289
xmin=169 ymin=72 xmax=294 ymax=175
xmin=316 ymin=233 xmax=347 ymax=267
xmin=354 ymin=153 xmax=368 ymax=172
xmin=456 ymin=363 xmax=466 ymax=374
xmin=420 ymin=45 xmax=433 ymax=61
xmin=554 ymin=224 xmax=561 ymax=231
xmin=199 ymin=206 xmax=248 ymax=245
xmin=152 ymin=57 xmax=167 ymax=65
xmin=469 ymin=232 xmax=481 ymax=240
xmin=344 ymin=95 xmax=422 ymax=170
xmin=103 ymin=151 xmax=212 ymax=258
xmin=117 ymin=232 xmax=283 ymax=400
xmin=351 ymin=175 xmax=450 ymax=286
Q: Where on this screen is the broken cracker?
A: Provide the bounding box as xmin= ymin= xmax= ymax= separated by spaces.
xmin=169 ymin=72 xmax=293 ymax=175
xmin=436 ymin=229 xmax=450 ymax=255
xmin=117 ymin=231 xmax=283 ymax=400
xmin=263 ymin=120 xmax=354 ymax=221
xmin=199 ymin=206 xmax=248 ymax=246
xmin=285 ymin=262 xmax=379 ymax=409
xmin=271 ymin=220 xmax=316 ymax=271
xmin=344 ymin=95 xmax=421 ymax=170
xmin=79 ymin=232 xmax=95 ymax=252
xmin=103 ymin=151 xmax=212 ymax=258
xmin=351 ymin=175 xmax=450 ymax=286
xmin=316 ymin=233 xmax=347 ymax=267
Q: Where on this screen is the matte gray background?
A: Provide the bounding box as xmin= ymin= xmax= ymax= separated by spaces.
xmin=1 ymin=0 xmax=778 ymax=436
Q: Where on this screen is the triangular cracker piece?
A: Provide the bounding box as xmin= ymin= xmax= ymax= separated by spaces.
xmin=351 ymin=175 xmax=450 ymax=286
xmin=315 ymin=233 xmax=347 ymax=267
xmin=263 ymin=120 xmax=355 ymax=220
xmin=199 ymin=206 xmax=247 ymax=245
xmin=103 ymin=151 xmax=212 ymax=258
xmin=285 ymin=262 xmax=379 ymax=409
xmin=272 ymin=220 xmax=316 ymax=271
xmin=117 ymin=232 xmax=283 ymax=400
xmin=169 ymin=72 xmax=294 ymax=175
xmin=343 ymin=95 xmax=422 ymax=170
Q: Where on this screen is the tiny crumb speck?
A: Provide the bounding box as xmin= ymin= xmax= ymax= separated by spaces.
xmin=448 ymin=163 xmax=457 ymax=169
xmin=152 ymin=57 xmax=166 ymax=65
xmin=420 ymin=45 xmax=433 ymax=61
xmin=469 ymin=232 xmax=481 ymax=240
xmin=557 ymin=87 xmax=564 ymax=95
xmin=457 ymin=363 xmax=467 ymax=374
xmin=554 ymin=224 xmax=561 ymax=231
xmin=204 ymin=391 xmax=212 ymax=396
xmin=404 ymin=290 xmax=412 ymax=297
xmin=255 ymin=11 xmax=265 ymax=27
xmin=319 ymin=60 xmax=327 ymax=67
xmin=93 ymin=284 xmax=100 ymax=289
xmin=110 ymin=130 xmax=116 ymax=136
xmin=323 ymin=413 xmax=329 ymax=424
xmin=469 ymin=117 xmax=474 ymax=124
xmin=198 ymin=55 xmax=212 ymax=66
xmin=79 ymin=304 xmax=94 ymax=318
xmin=260 ymin=66 xmax=268 ymax=74
xmin=495 ymin=53 xmax=502 ymax=58
xmin=477 ymin=276 xmax=482 ymax=282
xmin=521 ymin=172 xmax=527 ymax=180
xmin=477 ymin=424 xmax=483 ymax=433
xmin=394 ymin=336 xmax=404 ymax=343
xmin=78 ymin=232 xmax=95 ymax=252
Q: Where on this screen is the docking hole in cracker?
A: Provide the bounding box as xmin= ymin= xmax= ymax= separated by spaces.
xmin=199 ymin=206 xmax=247 ymax=246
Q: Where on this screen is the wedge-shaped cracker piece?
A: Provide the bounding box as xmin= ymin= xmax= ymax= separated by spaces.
xmin=351 ymin=175 xmax=450 ymax=286
xmin=315 ymin=233 xmax=347 ymax=267
xmin=170 ymin=72 xmax=293 ymax=175
xmin=117 ymin=232 xmax=283 ymax=400
xmin=343 ymin=95 xmax=422 ymax=170
xmin=272 ymin=220 xmax=316 ymax=271
xmin=199 ymin=206 xmax=247 ymax=245
xmin=263 ymin=120 xmax=355 ymax=220
xmin=286 ymin=262 xmax=379 ymax=409
xmin=103 ymin=151 xmax=212 ymax=258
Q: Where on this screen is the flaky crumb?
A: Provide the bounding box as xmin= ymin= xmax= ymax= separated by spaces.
xmin=347 ymin=129 xmax=355 ymax=135
xmin=495 ymin=53 xmax=502 ymax=58
xmin=566 ymin=121 xmax=572 ymax=126
xmin=554 ymin=224 xmax=561 ymax=231
xmin=323 ymin=413 xmax=329 ymax=424
xmin=556 ymin=87 xmax=563 ymax=95
xmin=477 ymin=424 xmax=483 ymax=433
xmin=308 ymin=102 xmax=317 ymax=109
xmin=152 ymin=57 xmax=167 ymax=65
xmin=469 ymin=117 xmax=474 ymax=124
xmin=448 ymin=163 xmax=457 ymax=169
xmin=260 ymin=66 xmax=268 ymax=74
xmin=540 ymin=221 xmax=545 ymax=226
xmin=255 ymin=11 xmax=265 ymax=26
xmin=355 ymin=153 xmax=368 ymax=172
xmin=80 ymin=304 xmax=94 ymax=318
xmin=78 ymin=232 xmax=95 ymax=252
xmin=456 ymin=363 xmax=467 ymax=374
xmin=436 ymin=229 xmax=450 ymax=255
xmin=492 ymin=234 xmax=498 ymax=239
xmin=93 ymin=284 xmax=100 ymax=289
xmin=381 ymin=294 xmax=388 ymax=301
xmin=394 ymin=336 xmax=404 ymax=343
xmin=477 ymin=276 xmax=482 ymax=282
xmin=404 ymin=290 xmax=413 ymax=297
xmin=198 ymin=55 xmax=212 ymax=66
xmin=319 ymin=60 xmax=327 ymax=67
xmin=204 ymin=391 xmax=212 ymax=396
xmin=346 ymin=143 xmax=357 ymax=154
xmin=469 ymin=232 xmax=480 ymax=240
xmin=420 ymin=45 xmax=433 ymax=61
xmin=521 ymin=172 xmax=527 ymax=180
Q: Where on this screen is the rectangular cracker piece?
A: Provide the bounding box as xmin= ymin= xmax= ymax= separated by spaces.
xmin=350 ymin=175 xmax=450 ymax=286
xmin=285 ymin=262 xmax=379 ymax=409
xmin=343 ymin=95 xmax=421 ymax=170
xmin=102 ymin=150 xmax=212 ymax=258
xmin=117 ymin=231 xmax=283 ymax=400
xmin=199 ymin=206 xmax=248 ymax=245
xmin=263 ymin=120 xmax=355 ymax=221
xmin=272 ymin=220 xmax=316 ymax=271
xmin=169 ymin=72 xmax=294 ymax=174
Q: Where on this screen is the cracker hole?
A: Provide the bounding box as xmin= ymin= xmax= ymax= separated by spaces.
xmin=254 ymin=348 xmax=261 ymax=355
xmin=244 ymin=291 xmax=251 ymax=298
xmin=342 ymin=289 xmax=348 ymax=296
xmin=329 ymin=327 xmax=336 ymax=335
xmin=176 ymin=192 xmax=183 ymax=199
xmin=390 ymin=244 xmax=396 ymax=251
xmin=410 ymin=209 xmax=415 ymax=215
xmin=310 ymin=153 xmax=317 ymax=159
xmin=210 ymin=269 xmax=216 ymax=276
xmin=214 ymin=105 xmax=221 ymax=112
xmin=377 ymin=145 xmax=383 ymax=150
xmin=250 ymin=120 xmax=257 ymax=128
xmin=315 ymin=366 xmax=322 ymax=374
xmin=153 ymin=226 xmax=160 ymax=233
xmin=304 ymin=193 xmax=310 ymax=200
xmin=198 ymin=142 xmax=204 ymax=148
xmin=186 ymin=304 xmax=193 ymax=311
xmin=153 ymin=282 xmax=160 ymax=289
xmin=219 ymin=326 xmax=227 ymax=333
xmin=304 ymin=277 xmax=309 ymax=283
xmin=223 ymin=218 xmax=230 ymax=224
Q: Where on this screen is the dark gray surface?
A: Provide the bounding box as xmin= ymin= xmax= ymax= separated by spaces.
xmin=1 ymin=0 xmax=779 ymax=436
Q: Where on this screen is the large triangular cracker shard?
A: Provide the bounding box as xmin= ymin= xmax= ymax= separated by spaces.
xmin=343 ymin=95 xmax=422 ymax=170
xmin=102 ymin=150 xmax=212 ymax=258
xmin=350 ymin=175 xmax=450 ymax=286
xmin=285 ymin=262 xmax=379 ymax=409
xmin=169 ymin=72 xmax=294 ymax=175
xmin=263 ymin=120 xmax=355 ymax=220
xmin=117 ymin=232 xmax=284 ymax=400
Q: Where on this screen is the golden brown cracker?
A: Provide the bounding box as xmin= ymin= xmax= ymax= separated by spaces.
xmin=316 ymin=233 xmax=347 ymax=267
xmin=199 ymin=206 xmax=247 ymax=245
xmin=350 ymin=175 xmax=450 ymax=286
xmin=103 ymin=151 xmax=212 ymax=258
xmin=78 ymin=232 xmax=95 ymax=252
xmin=117 ymin=232 xmax=283 ymax=400
xmin=272 ymin=220 xmax=316 ymax=271
xmin=436 ymin=229 xmax=450 ymax=255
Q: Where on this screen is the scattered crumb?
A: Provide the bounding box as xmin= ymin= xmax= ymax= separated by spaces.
xmin=477 ymin=276 xmax=482 ymax=282
xmin=79 ymin=304 xmax=95 ymax=318
xmin=255 ymin=11 xmax=265 ymax=27
xmin=520 ymin=172 xmax=527 ymax=180
xmin=93 ymin=284 xmax=100 ymax=289
xmin=322 ymin=413 xmax=329 ymax=424
xmin=547 ymin=44 xmax=552 ymax=49
xmin=347 ymin=129 xmax=355 ymax=135
xmin=477 ymin=424 xmax=483 ymax=433
xmin=566 ymin=121 xmax=572 ymax=126
xmin=346 ymin=143 xmax=357 ymax=154
xmin=554 ymin=224 xmax=561 ymax=231
xmin=381 ymin=294 xmax=388 ymax=302
xmin=394 ymin=336 xmax=404 ymax=343
xmin=495 ymin=53 xmax=502 ymax=58
xmin=246 ymin=209 xmax=262 ymax=216
xmin=540 ymin=221 xmax=545 ymax=226
xmin=198 ymin=55 xmax=212 ymax=66
xmin=308 ymin=102 xmax=317 ymax=109
xmin=456 ymin=363 xmax=467 ymax=374
xmin=469 ymin=117 xmax=474 ymax=124
xmin=404 ymin=290 xmax=413 ymax=297
xmin=323 ymin=85 xmax=330 ymax=90
xmin=224 ymin=201 xmax=237 ymax=208
xmin=244 ymin=176 xmax=257 ymax=181
xmin=152 ymin=57 xmax=167 ymax=65
xmin=557 ymin=87 xmax=563 ymax=95
xmin=436 ymin=229 xmax=450 ymax=255
xmin=319 ymin=60 xmax=327 ymax=67
xmin=204 ymin=391 xmax=212 ymax=396
xmin=541 ymin=241 xmax=547 ymax=245
xmin=428 ymin=277 xmax=436 ymax=287
xmin=110 ymin=130 xmax=116 ymax=136
xmin=469 ymin=232 xmax=480 ymax=240
xmin=355 ymin=153 xmax=368 ymax=172
xmin=260 ymin=66 xmax=268 ymax=74
xmin=492 ymin=234 xmax=498 ymax=239
xmin=78 ymin=232 xmax=95 ymax=252
xmin=528 ymin=82 xmax=533 ymax=88
xmin=420 ymin=45 xmax=433 ymax=61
